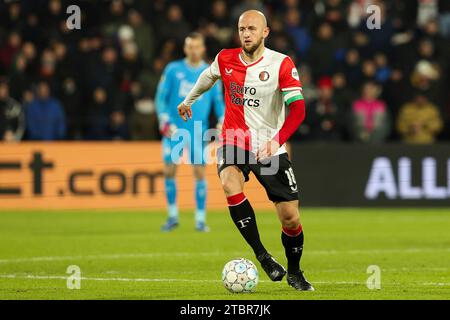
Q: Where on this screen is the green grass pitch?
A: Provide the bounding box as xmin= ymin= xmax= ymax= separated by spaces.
xmin=0 ymin=208 xmax=449 ymax=299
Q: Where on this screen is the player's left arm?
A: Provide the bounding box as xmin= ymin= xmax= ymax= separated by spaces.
xmin=257 ymin=57 xmax=305 ymax=161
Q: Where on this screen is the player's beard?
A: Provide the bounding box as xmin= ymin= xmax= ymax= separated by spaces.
xmin=242 ymin=37 xmax=264 ymax=55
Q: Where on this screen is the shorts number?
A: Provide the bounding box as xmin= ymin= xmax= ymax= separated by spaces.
xmin=284 ymin=168 xmax=297 ymax=191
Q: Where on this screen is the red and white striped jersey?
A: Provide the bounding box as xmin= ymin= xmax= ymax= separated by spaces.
xmin=209 ymin=48 xmax=303 ymax=155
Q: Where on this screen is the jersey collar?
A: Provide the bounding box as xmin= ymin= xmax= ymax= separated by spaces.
xmin=238 ymin=48 xmax=266 ymax=68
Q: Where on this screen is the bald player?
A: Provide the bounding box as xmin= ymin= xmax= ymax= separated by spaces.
xmin=178 ymin=11 xmax=313 ymax=291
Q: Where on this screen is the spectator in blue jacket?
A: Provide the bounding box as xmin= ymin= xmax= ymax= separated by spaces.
xmin=26 ymin=81 xmax=66 ymax=140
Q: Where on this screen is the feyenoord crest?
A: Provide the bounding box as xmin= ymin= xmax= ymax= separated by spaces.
xmin=259 ymin=71 xmax=270 ymax=81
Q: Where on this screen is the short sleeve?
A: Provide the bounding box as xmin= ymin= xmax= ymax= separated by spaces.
xmin=278 ymin=56 xmax=304 ymax=105
xmin=279 ymin=56 xmax=303 ymax=90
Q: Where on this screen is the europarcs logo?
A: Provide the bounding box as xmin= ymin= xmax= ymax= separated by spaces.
xmin=229 ymin=82 xmax=260 ymax=108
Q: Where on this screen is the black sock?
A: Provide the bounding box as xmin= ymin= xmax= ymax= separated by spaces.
xmin=227 ymin=196 xmax=267 ymax=258
xmin=281 ymin=228 xmax=304 ymax=273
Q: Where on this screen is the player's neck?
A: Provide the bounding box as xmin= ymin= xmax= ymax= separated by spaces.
xmin=241 ymin=45 xmax=265 ymax=64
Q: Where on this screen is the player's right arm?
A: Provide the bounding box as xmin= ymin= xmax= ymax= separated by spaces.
xmin=178 ymin=54 xmax=222 ymax=121
xmin=155 ymin=63 xmax=176 ymax=136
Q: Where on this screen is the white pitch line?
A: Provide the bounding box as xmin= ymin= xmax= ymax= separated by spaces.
xmin=318 ymin=267 xmax=449 ymax=273
xmin=0 ymin=274 xmax=361 ymax=285
xmin=1 ymin=248 xmax=449 ymax=264
xmin=0 ymin=252 xmax=196 ymax=264
xmin=422 ymin=282 xmax=450 ymax=286
xmin=0 ymin=274 xmax=448 ymax=287
xmin=0 ymin=274 xmax=217 ymax=283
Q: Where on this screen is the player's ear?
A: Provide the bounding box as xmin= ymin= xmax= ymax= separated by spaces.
xmin=263 ymin=26 xmax=270 ymax=39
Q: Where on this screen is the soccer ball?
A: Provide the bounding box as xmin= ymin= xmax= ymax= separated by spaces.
xmin=221 ymin=258 xmax=259 ymax=293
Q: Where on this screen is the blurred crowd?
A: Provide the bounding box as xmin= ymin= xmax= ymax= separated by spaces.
xmin=0 ymin=0 xmax=449 ymax=144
